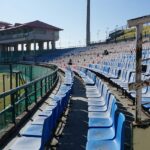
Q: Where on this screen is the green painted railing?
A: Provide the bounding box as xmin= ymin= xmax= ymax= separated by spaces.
xmin=0 ymin=64 xmax=58 ymax=133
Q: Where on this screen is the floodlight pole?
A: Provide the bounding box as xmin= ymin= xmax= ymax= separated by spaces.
xmin=128 ymin=15 xmax=150 ymax=123
xmin=86 ymin=0 xmax=91 ymax=46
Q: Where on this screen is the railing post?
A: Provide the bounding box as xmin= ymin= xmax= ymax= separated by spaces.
xmin=11 ymin=93 xmax=16 ymax=124
xmin=50 ymin=75 xmax=52 ymax=88
xmin=25 ymin=88 xmax=28 ymax=111
xmin=3 ymin=74 xmax=6 ymax=109
xmin=30 ymin=65 xmax=33 ymax=81
xmin=45 ymin=77 xmax=47 ymax=93
xmin=34 ymin=82 xmax=37 ymax=103
xmin=48 ymin=76 xmax=50 ymax=90
xmin=40 ymin=79 xmax=43 ymax=97
xmin=9 ymin=64 xmax=13 ymax=90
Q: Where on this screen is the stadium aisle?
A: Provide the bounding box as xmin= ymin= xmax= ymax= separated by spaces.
xmin=57 ymin=76 xmax=88 ymax=150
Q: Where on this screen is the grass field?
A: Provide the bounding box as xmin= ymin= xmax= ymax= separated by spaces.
xmin=0 ymin=73 xmax=17 ymax=93
xmin=0 ymin=73 xmax=18 ymax=111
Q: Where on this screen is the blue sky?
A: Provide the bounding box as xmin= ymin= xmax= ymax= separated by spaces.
xmin=0 ymin=0 xmax=150 ymax=47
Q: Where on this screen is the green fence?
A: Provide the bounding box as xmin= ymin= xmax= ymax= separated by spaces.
xmin=0 ymin=64 xmax=58 ymax=133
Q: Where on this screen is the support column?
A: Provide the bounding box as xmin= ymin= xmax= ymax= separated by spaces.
xmin=135 ymin=24 xmax=143 ymax=123
xmin=51 ymin=41 xmax=55 ymax=50
xmin=47 ymin=41 xmax=50 ymax=50
xmin=127 ymin=15 xmax=150 ymax=123
xmin=34 ymin=41 xmax=36 ymax=51
xmin=21 ymin=43 xmax=24 ymax=51
xmin=38 ymin=41 xmax=44 ymax=50
xmin=26 ymin=43 xmax=31 ymax=51
xmin=14 ymin=44 xmax=18 ymax=51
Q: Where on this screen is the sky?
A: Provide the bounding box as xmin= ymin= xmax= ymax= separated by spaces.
xmin=0 ymin=0 xmax=150 ymax=48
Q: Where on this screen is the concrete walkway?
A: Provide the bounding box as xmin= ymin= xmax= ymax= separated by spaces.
xmin=57 ymin=76 xmax=88 ymax=150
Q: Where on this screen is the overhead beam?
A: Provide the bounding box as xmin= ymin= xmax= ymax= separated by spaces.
xmin=128 ymin=15 xmax=150 ymax=27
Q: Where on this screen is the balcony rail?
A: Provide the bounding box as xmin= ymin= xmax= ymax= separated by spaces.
xmin=0 ymin=63 xmax=58 ymax=133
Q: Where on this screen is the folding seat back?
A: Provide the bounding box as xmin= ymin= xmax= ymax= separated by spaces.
xmin=95 ymin=64 xmax=100 ymax=69
xmin=129 ymin=72 xmax=135 ymax=83
xmin=125 ymin=70 xmax=132 ymax=82
xmin=41 ymin=117 xmax=53 ymax=150
xmin=115 ymin=69 xmax=120 ymax=78
xmin=110 ymin=103 xmax=118 ymax=122
xmin=108 ymin=68 xmax=113 ymax=75
xmin=98 ymin=82 xmax=103 ymax=96
xmin=146 ymin=86 xmax=150 ymax=94
xmin=101 ymin=84 xmax=108 ymax=98
xmin=141 ymin=75 xmax=148 ymax=94
xmin=119 ymin=69 xmax=125 ymax=80
xmin=89 ymin=64 xmax=92 ymax=68
xmin=91 ymin=72 xmax=96 ymax=83
xmin=105 ymin=91 xmax=112 ymax=107
xmin=122 ymin=70 xmax=127 ymax=81
xmin=116 ymin=113 xmax=125 ymax=150
xmin=111 ymin=68 xmax=116 ymax=76
xmin=107 ymin=95 xmax=116 ymax=113
xmin=95 ymin=77 xmax=100 ymax=88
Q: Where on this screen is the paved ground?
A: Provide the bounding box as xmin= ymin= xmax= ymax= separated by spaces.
xmin=56 ymin=77 xmax=88 ymax=150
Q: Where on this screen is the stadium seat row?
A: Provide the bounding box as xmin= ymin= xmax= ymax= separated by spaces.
xmin=76 ymin=68 xmax=126 ymax=150
xmin=88 ymin=52 xmax=150 ymax=114
xmin=9 ymin=69 xmax=74 ymax=150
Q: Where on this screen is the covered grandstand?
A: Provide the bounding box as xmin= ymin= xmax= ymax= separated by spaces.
xmin=0 ymin=20 xmax=63 ymax=63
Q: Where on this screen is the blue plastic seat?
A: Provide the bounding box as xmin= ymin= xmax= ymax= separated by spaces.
xmin=87 ymin=84 xmax=107 ymax=103
xmin=143 ymin=103 xmax=150 ymax=109
xmin=88 ymin=95 xmax=116 ymax=118
xmin=88 ymin=104 xmax=117 ymax=128
xmin=9 ymin=137 xmax=41 ymax=150
xmin=86 ymin=113 xmax=125 ymax=150
xmin=20 ymin=124 xmax=43 ymax=137
xmin=87 ymin=104 xmax=118 ymax=140
xmin=32 ymin=116 xmax=48 ymax=125
xmin=86 ymin=78 xmax=100 ymax=92
xmin=88 ymin=91 xmax=111 ymax=111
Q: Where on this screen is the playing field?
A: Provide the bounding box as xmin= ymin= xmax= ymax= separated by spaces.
xmin=0 ymin=73 xmax=18 ymax=111
xmin=0 ymin=73 xmax=17 ymax=93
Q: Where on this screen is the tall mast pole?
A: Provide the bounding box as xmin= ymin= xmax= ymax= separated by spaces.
xmin=86 ymin=0 xmax=90 ymax=46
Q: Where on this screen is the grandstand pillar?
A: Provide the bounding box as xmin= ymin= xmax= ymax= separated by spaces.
xmin=47 ymin=41 xmax=50 ymax=50
xmin=14 ymin=44 xmax=18 ymax=51
xmin=34 ymin=41 xmax=36 ymax=51
xmin=26 ymin=43 xmax=31 ymax=51
xmin=4 ymin=45 xmax=8 ymax=51
xmin=21 ymin=43 xmax=24 ymax=51
xmin=51 ymin=41 xmax=55 ymax=50
xmin=38 ymin=41 xmax=44 ymax=50
xmin=7 ymin=45 xmax=9 ymax=51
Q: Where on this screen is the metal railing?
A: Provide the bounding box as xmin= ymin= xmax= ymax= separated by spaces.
xmin=0 ymin=64 xmax=58 ymax=132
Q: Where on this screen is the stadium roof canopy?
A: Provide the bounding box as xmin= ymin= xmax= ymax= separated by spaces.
xmin=0 ymin=21 xmax=12 ymax=28
xmin=0 ymin=20 xmax=63 ymax=31
xmin=0 ymin=20 xmax=63 ymax=51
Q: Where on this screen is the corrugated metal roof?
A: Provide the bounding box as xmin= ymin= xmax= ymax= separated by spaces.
xmin=0 ymin=20 xmax=63 ymax=31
